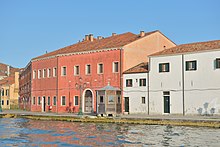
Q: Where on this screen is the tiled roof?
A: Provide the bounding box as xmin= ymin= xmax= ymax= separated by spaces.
xmin=0 ymin=75 xmax=15 ymax=86
xmin=150 ymin=40 xmax=220 ymax=56
xmin=33 ymin=31 xmax=158 ymax=60
xmin=0 ymin=63 xmax=20 ymax=77
xmin=123 ymin=62 xmax=148 ymax=74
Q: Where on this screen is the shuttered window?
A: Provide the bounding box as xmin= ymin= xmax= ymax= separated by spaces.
xmin=215 ymin=58 xmax=220 ymax=69
xmin=159 ymin=63 xmax=170 ymax=72
xmin=186 ymin=60 xmax=197 ymax=71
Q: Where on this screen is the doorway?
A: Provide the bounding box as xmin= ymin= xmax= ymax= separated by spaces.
xmin=124 ymin=97 xmax=129 ymax=113
xmin=42 ymin=96 xmax=46 ymax=112
xmin=84 ymin=90 xmax=93 ymax=113
xmin=163 ymin=92 xmax=170 ymax=114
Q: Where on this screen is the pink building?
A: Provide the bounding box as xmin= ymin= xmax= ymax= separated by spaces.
xmin=20 ymin=30 xmax=175 ymax=114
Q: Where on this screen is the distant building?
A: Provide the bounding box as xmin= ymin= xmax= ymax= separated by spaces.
xmin=0 ymin=72 xmax=20 ymax=110
xmin=0 ymin=63 xmax=19 ymax=80
xmin=0 ymin=63 xmax=20 ymax=109
xmin=149 ymin=40 xmax=220 ymax=115
xmin=123 ymin=62 xmax=149 ymax=114
xmin=19 ymin=63 xmax=32 ymax=111
xmin=19 ymin=30 xmax=175 ymax=114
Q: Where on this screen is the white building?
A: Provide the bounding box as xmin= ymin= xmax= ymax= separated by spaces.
xmin=149 ymin=40 xmax=220 ymax=115
xmin=123 ymin=62 xmax=149 ymax=114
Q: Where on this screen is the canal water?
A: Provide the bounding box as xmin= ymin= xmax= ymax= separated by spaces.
xmin=0 ymin=118 xmax=219 ymax=146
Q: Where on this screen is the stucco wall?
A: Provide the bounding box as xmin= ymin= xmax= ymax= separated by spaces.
xmin=123 ymin=73 xmax=148 ymax=114
xmin=149 ymin=49 xmax=220 ymax=115
xmin=123 ymin=32 xmax=176 ymax=71
xmin=149 ymin=55 xmax=183 ymax=115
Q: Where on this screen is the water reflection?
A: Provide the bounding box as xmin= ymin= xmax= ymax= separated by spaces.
xmin=0 ymin=118 xmax=219 ymax=146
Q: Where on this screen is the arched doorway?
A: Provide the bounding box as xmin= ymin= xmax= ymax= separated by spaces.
xmin=84 ymin=90 xmax=93 ymax=113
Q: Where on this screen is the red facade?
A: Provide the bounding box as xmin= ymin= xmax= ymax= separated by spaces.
xmin=19 ymin=31 xmax=176 ymax=114
xmin=19 ymin=63 xmax=32 ymax=110
xmin=31 ymin=49 xmax=122 ymax=113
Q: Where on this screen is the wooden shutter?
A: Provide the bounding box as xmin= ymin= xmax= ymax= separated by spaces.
xmin=159 ymin=64 xmax=162 ymax=72
xmin=186 ymin=61 xmax=189 ymax=71
xmin=166 ymin=63 xmax=170 ymax=72
xmin=193 ymin=61 xmax=197 ymax=70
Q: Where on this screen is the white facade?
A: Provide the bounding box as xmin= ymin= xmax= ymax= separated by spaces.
xmin=123 ymin=73 xmax=148 ymax=114
xmin=149 ymin=49 xmax=220 ymax=115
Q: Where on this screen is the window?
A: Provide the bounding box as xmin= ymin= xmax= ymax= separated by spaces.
xmin=108 ymin=95 xmax=114 ymax=103
xmin=215 ymin=58 xmax=220 ymax=69
xmin=126 ymin=79 xmax=133 ymax=87
xmin=7 ymin=100 xmax=9 ymax=105
xmin=33 ymin=70 xmax=36 ymax=79
xmin=100 ymin=96 xmax=104 ymax=103
xmin=53 ymin=96 xmax=57 ymax=106
xmin=38 ymin=70 xmax=42 ymax=79
xmin=74 ymin=96 xmax=79 ymax=106
xmin=48 ymin=97 xmax=51 ymax=105
xmin=32 ymin=97 xmax=36 ymax=105
xmin=139 ymin=79 xmax=146 ymax=86
xmin=53 ymin=67 xmax=57 ymax=77
xmin=86 ymin=64 xmax=91 ymax=75
xmin=38 ymin=97 xmax=41 ymax=105
xmin=47 ymin=69 xmax=51 ymax=78
xmin=159 ymin=63 xmax=170 ymax=72
xmin=2 ymin=100 xmax=4 ymax=105
xmin=61 ymin=96 xmax=66 ymax=106
xmin=163 ymin=91 xmax=170 ymax=95
xmin=113 ymin=62 xmax=119 ymax=73
xmin=62 ymin=67 xmax=67 ymax=76
xmin=43 ymin=69 xmax=46 ymax=78
xmin=186 ymin=60 xmax=197 ymax=71
xmin=74 ymin=65 xmax=80 ymax=76
xmin=6 ymin=89 xmax=9 ymax=96
xmin=1 ymin=89 xmax=4 ymax=96
xmin=118 ymin=96 xmax=121 ymax=103
xmin=142 ymin=97 xmax=146 ymax=104
xmin=98 ymin=63 xmax=103 ymax=74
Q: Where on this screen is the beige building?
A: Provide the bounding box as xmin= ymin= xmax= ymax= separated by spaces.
xmin=0 ymin=72 xmax=19 ymax=109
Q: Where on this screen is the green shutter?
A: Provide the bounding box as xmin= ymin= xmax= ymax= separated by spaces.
xmin=186 ymin=62 xmax=189 ymax=71
xmin=193 ymin=61 xmax=197 ymax=70
xmin=166 ymin=63 xmax=170 ymax=72
xmin=159 ymin=64 xmax=162 ymax=72
xmin=216 ymin=59 xmax=220 ymax=68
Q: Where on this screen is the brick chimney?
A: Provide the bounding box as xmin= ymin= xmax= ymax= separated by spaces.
xmin=7 ymin=65 xmax=10 ymax=76
xmin=97 ymin=36 xmax=103 ymax=40
xmin=112 ymin=33 xmax=116 ymax=36
xmin=85 ymin=35 xmax=89 ymax=41
xmin=140 ymin=31 xmax=145 ymax=37
xmin=89 ymin=34 xmax=94 ymax=42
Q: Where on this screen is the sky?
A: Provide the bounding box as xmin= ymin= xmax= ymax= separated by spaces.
xmin=0 ymin=0 xmax=220 ymax=68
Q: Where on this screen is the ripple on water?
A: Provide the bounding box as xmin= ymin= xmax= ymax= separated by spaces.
xmin=0 ymin=118 xmax=220 ymax=146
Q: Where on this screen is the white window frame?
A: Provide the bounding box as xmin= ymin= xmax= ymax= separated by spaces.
xmin=47 ymin=68 xmax=51 ymax=78
xmin=43 ymin=68 xmax=46 ymax=78
xmin=74 ymin=96 xmax=79 ymax=106
xmin=74 ymin=65 xmax=80 ymax=76
xmin=32 ymin=97 xmax=36 ymax=105
xmin=61 ymin=66 xmax=67 ymax=76
xmin=53 ymin=67 xmax=57 ymax=77
xmin=97 ymin=63 xmax=104 ymax=74
xmin=61 ymin=96 xmax=66 ymax=106
xmin=113 ymin=61 xmax=119 ymax=73
xmin=85 ymin=64 xmax=91 ymax=75
xmin=38 ymin=70 xmax=41 ymax=79
xmin=33 ymin=70 xmax=36 ymax=79
xmin=53 ymin=96 xmax=57 ymax=106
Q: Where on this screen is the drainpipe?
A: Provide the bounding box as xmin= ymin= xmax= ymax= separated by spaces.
xmin=182 ymin=54 xmax=185 ymax=116
xmin=119 ymin=48 xmax=123 ymax=113
xmin=147 ymin=57 xmax=151 ymax=115
xmin=56 ymin=56 xmax=59 ymax=113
